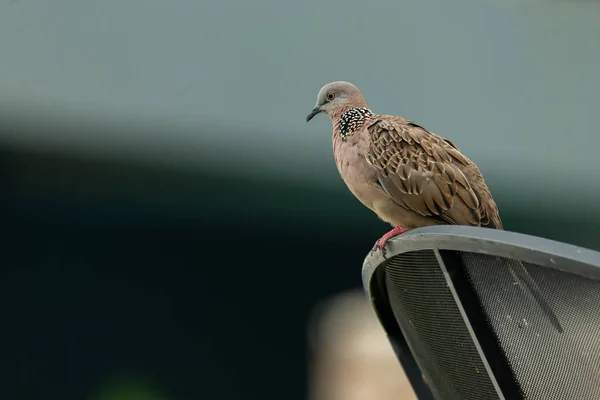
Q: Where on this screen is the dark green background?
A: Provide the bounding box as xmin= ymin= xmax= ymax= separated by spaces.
xmin=2 ymin=122 xmax=599 ymax=400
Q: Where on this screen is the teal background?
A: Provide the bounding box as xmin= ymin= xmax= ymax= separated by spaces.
xmin=1 ymin=0 xmax=599 ymax=399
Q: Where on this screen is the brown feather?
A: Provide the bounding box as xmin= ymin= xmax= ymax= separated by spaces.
xmin=365 ymin=116 xmax=502 ymax=229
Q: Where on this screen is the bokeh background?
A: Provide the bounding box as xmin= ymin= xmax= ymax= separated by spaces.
xmin=1 ymin=0 xmax=599 ymax=399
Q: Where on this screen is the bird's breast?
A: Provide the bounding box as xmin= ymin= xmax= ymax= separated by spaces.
xmin=332 ymin=131 xmax=381 ymax=208
xmin=333 ymin=132 xmax=365 ymax=173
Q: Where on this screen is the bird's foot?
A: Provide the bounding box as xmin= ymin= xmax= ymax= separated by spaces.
xmin=372 ymin=226 xmax=408 ymax=258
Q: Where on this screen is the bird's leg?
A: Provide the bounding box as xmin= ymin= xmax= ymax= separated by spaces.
xmin=372 ymin=226 xmax=408 ymax=258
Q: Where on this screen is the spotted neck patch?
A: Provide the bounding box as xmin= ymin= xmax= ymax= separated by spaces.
xmin=337 ymin=108 xmax=373 ymax=139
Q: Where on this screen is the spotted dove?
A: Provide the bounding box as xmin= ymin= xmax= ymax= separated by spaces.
xmin=306 ymin=81 xmax=563 ymax=333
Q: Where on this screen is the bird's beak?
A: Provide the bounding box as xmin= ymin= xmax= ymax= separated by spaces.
xmin=306 ymin=106 xmax=322 ymax=122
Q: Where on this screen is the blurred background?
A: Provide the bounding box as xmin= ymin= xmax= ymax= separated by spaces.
xmin=1 ymin=0 xmax=599 ymax=399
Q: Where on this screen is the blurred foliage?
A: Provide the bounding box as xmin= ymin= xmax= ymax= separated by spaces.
xmin=87 ymin=373 xmax=172 ymax=400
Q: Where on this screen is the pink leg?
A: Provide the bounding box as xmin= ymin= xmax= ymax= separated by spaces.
xmin=372 ymin=226 xmax=408 ymax=257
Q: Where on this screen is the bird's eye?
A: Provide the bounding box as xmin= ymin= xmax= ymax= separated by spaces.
xmin=326 ymin=92 xmax=335 ymax=101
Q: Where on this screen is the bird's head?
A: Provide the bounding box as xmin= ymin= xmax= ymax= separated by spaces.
xmin=306 ymin=81 xmax=368 ymax=122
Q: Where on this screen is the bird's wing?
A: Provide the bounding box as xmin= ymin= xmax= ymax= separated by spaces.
xmin=365 ymin=116 xmax=501 ymax=229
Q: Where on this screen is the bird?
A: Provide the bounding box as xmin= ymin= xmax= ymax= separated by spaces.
xmin=306 ymin=81 xmax=563 ymax=333
xmin=306 ymin=81 xmax=503 ymax=250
